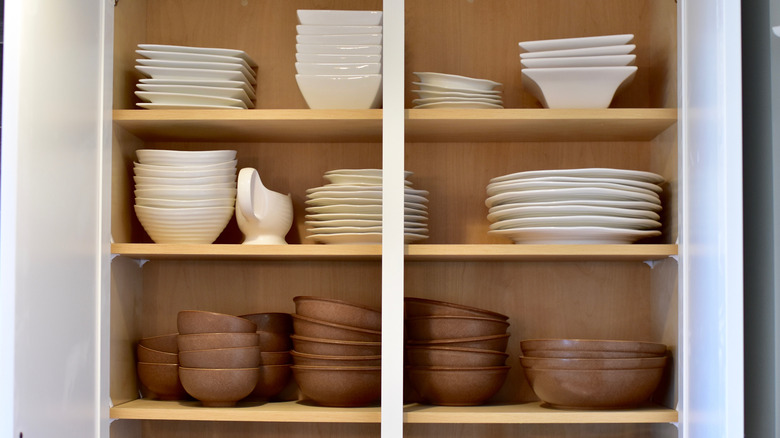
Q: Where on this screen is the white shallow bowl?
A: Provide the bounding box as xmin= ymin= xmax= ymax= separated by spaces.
xmin=133 ymin=175 xmax=236 ymax=186
xmin=134 ymin=160 xmax=237 ymax=171
xmin=413 ymin=97 xmax=503 ymax=105
xmin=296 ymin=25 xmax=382 ymax=35
xmin=297 ymin=9 xmax=383 ymax=26
xmin=412 ymin=82 xmax=502 ymax=95
xmin=296 ymin=74 xmax=382 ymax=109
xmin=518 ymin=34 xmax=634 ymax=52
xmin=522 ymin=66 xmax=637 ymax=109
xmin=296 ymin=53 xmax=382 ymax=63
xmin=520 ymin=44 xmax=636 ymax=59
xmin=133 ymin=166 xmax=236 ymax=178
xmin=135 ymin=187 xmax=237 ymax=200
xmin=135 ymin=197 xmax=236 ymax=208
xmin=413 ymin=72 xmax=501 ymax=92
xmin=521 ymin=54 xmax=636 ymax=69
xmin=412 ymin=89 xmax=504 ymax=100
xmin=296 ymin=33 xmax=382 ymax=45
xmin=414 ymin=101 xmax=503 ymax=109
xmin=136 ymin=149 xmax=237 ymax=166
xmin=296 ymin=44 xmax=382 ymax=55
xmin=295 ymin=62 xmax=381 ymax=75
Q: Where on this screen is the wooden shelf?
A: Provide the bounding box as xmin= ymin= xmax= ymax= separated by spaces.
xmin=110 ymin=243 xmax=382 ymax=260
xmin=405 ymin=244 xmax=678 ymax=261
xmin=405 ymin=108 xmax=678 ymax=142
xmin=109 ymin=399 xmax=381 ymax=423
xmin=403 ymin=401 xmax=678 ymax=424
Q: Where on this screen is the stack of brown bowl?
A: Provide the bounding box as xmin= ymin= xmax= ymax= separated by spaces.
xmin=519 ymin=338 xmax=668 ymax=409
xmin=290 ymin=296 xmax=382 ymax=407
xmin=136 ymin=333 xmax=187 ymax=400
xmin=176 ymin=310 xmax=260 ymax=407
xmin=239 ymin=312 xmax=294 ymax=401
xmin=404 ymin=297 xmax=512 ymax=406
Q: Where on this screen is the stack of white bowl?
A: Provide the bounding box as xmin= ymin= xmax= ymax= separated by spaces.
xmin=518 ymin=34 xmax=637 ymax=108
xmin=134 ymin=44 xmax=257 ymax=109
xmin=411 ymin=72 xmax=503 ymax=109
xmin=304 ymin=169 xmax=428 ymax=244
xmin=295 ymin=10 xmax=383 ymax=109
xmin=133 ymin=149 xmax=238 ymax=244
xmin=484 ymin=168 xmax=664 ymax=244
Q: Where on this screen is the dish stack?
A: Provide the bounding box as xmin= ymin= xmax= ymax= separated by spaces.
xmin=134 ymin=43 xmax=257 ymax=109
xmin=485 ymin=168 xmax=665 ymax=244
xmin=404 ymin=297 xmax=511 ymax=406
xmin=519 ymin=338 xmax=668 ymax=409
xmin=238 ymin=313 xmax=294 ymax=401
xmin=136 ymin=333 xmax=187 ymax=401
xmin=295 ymin=9 xmax=383 ymax=109
xmin=518 ymin=34 xmax=637 ymax=108
xmin=304 ymin=168 xmax=429 ymax=244
xmin=133 ymin=149 xmax=237 ymax=244
xmin=411 ymin=72 xmax=503 ymax=109
xmin=290 ymin=296 xmax=382 ymax=407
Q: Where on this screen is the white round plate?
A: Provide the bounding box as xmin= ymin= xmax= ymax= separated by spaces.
xmin=413 ymin=72 xmax=502 ymax=91
xmin=518 ymin=34 xmax=634 ymax=52
xmin=307 ymin=184 xmax=381 ymax=193
xmin=490 ymin=168 xmax=665 ymax=185
xmin=133 ymin=159 xmax=237 ymax=170
xmin=485 ymin=180 xmax=659 ymax=198
xmin=411 ymin=89 xmax=505 ymax=100
xmin=487 ymin=226 xmax=661 ymax=244
xmin=486 ymin=204 xmax=660 ymax=222
xmin=489 ymin=215 xmax=661 ymax=230
xmin=414 ymin=101 xmax=503 ymax=109
xmin=489 ymin=199 xmax=662 ymax=213
xmin=307 ymin=191 xmax=428 ymax=203
xmin=306 ymin=205 xmax=428 ymax=216
xmin=485 ymin=187 xmax=660 ymax=208
xmin=324 ymin=168 xmax=413 ymax=177
xmin=487 ymin=175 xmax=662 ymax=194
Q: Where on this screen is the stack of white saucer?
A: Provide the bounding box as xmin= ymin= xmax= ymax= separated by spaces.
xmin=411 ymin=72 xmax=503 ymax=109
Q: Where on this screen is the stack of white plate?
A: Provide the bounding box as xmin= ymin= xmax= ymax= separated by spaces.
xmin=304 ymin=169 xmax=429 ymax=244
xmin=134 ymin=44 xmax=258 ymax=109
xmin=411 ymin=72 xmax=503 ymax=109
xmin=295 ymin=10 xmax=383 ymax=109
xmin=518 ymin=34 xmax=637 ymax=108
xmin=484 ymin=168 xmax=665 ymax=244
xmin=133 ymin=149 xmax=238 ymax=244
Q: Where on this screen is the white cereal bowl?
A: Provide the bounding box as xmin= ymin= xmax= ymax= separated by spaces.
xmin=413 ymin=72 xmax=501 ymax=92
xmin=135 ymin=197 xmax=236 ymax=208
xmin=296 ymin=53 xmax=382 ymax=64
xmin=136 ymin=149 xmax=237 ymax=166
xmin=295 ymin=62 xmax=382 ymax=75
xmin=133 ymin=160 xmax=238 ymax=171
xmin=296 ymin=74 xmax=382 ymax=109
xmin=134 ymin=182 xmax=236 ymax=190
xmin=133 ymin=166 xmax=236 ymax=178
xmin=520 ymin=54 xmax=636 ymax=69
xmin=297 ymin=10 xmax=383 ymax=26
xmin=135 ymin=187 xmax=237 ymax=200
xmin=296 ymin=44 xmax=382 ymax=55
xmin=296 ymin=34 xmax=382 ymax=45
xmin=134 ymin=205 xmax=234 ymax=244
xmin=521 ymin=66 xmax=637 ymax=109
xmin=133 ymin=175 xmax=236 ymax=185
xmin=296 ymin=25 xmax=382 ymax=35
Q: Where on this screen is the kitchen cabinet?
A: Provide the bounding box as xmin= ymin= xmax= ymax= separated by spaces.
xmin=0 ymin=0 xmax=743 ymax=437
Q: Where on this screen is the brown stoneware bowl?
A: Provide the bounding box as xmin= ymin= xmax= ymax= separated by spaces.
xmin=291 ymin=335 xmax=382 ymax=356
xmin=406 ymin=333 xmax=510 ymax=352
xmin=291 ymin=365 xmax=381 ymax=407
xmin=257 ymin=330 xmax=293 ymax=352
xmin=405 ymin=316 xmax=509 ymax=340
xmin=405 ymin=346 xmax=508 ymax=367
xmin=406 ymin=366 xmax=510 ymax=406
xmin=291 ymin=350 xmax=382 ymax=367
xmin=404 ymin=297 xmax=509 ymax=321
xmin=524 ymin=349 xmax=660 ymax=359
xmin=520 ymin=355 xmax=667 ymax=370
xmin=293 ymin=296 xmax=382 ymax=331
xmin=139 ymin=333 xmax=179 ymax=353
xmin=137 ymin=344 xmax=178 ymax=364
xmin=259 ymin=351 xmax=292 ymax=366
xmin=240 ymin=312 xmax=293 ymax=334
xmin=520 ymin=339 xmax=667 ymax=356
xmin=178 ymin=366 xmax=259 ymax=407
xmin=291 ymin=314 xmax=382 ymax=342
xmin=247 ymin=364 xmax=293 ymax=400
xmin=179 ymin=346 xmax=261 ymax=369
xmin=178 ymin=332 xmax=259 ymax=352
xmin=177 ymin=310 xmax=257 ymax=335
xmin=137 ymin=362 xmax=187 ymax=400
xmin=523 ymin=367 xmax=665 ymax=409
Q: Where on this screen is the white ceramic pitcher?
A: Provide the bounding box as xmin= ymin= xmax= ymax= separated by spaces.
xmin=235 ymin=168 xmax=293 ymax=245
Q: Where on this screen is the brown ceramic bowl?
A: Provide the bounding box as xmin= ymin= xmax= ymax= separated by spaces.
xmin=138 ymin=333 xmax=179 ymax=353
xmin=178 ymin=366 xmax=259 ymax=407
xmin=291 ymin=314 xmax=382 ymax=342
xmin=177 ymin=310 xmax=257 ymax=335
xmin=293 ymin=296 xmax=382 ymax=331
xmin=259 ymin=351 xmax=292 ymax=366
xmin=137 ymin=344 xmax=178 ymax=364
xmin=179 ymin=346 xmax=261 ymax=369
xmin=291 ymin=335 xmax=382 ymax=356
xmin=136 ymin=362 xmax=187 ymax=400
xmin=257 ymin=330 xmax=292 ymax=352
xmin=291 ymin=350 xmax=382 ymax=367
xmin=177 ymin=332 xmax=258 ymax=352
xmin=404 ymin=297 xmax=509 ymax=321
xmin=523 ymin=367 xmax=665 ymax=408
xmin=520 ymin=355 xmax=667 ymax=370
xmin=405 ymin=316 xmax=509 ymax=341
xmin=291 ymin=365 xmax=381 ymax=407
xmin=247 ymin=364 xmax=293 ymax=400
xmin=240 ymin=312 xmax=293 ymax=334
xmin=406 ymin=366 xmax=510 ymax=406
xmin=523 ymin=349 xmax=661 ymax=359
xmin=406 ymin=333 xmax=510 ymax=352
xmin=520 ymin=339 xmax=667 ymax=356
xmin=405 ymin=346 xmax=508 ymax=367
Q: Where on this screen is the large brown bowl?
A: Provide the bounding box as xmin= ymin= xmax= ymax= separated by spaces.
xmin=405 ymin=346 xmax=508 ymax=367
xmin=520 ymin=339 xmax=667 ymax=356
xmin=137 ymin=362 xmax=187 ymax=400
xmin=406 ymin=333 xmax=510 ymax=352
xmin=405 ymin=316 xmax=509 ymax=341
xmin=257 ymin=330 xmax=292 ymax=352
xmin=259 ymin=351 xmax=292 ymax=366
xmin=404 ymin=297 xmax=509 ymax=321
xmin=293 ymin=296 xmax=382 ymax=331
xmin=178 ymin=310 xmax=257 ymax=335
xmin=179 ymin=346 xmax=261 ymax=369
xmin=139 ymin=333 xmax=179 ymax=353
xmin=240 ymin=312 xmax=293 ymax=334
xmin=179 ymin=366 xmax=259 ymax=407
xmin=520 ymin=355 xmax=667 ymax=370
xmin=292 ymin=365 xmax=381 ymax=407
xmin=292 ymin=314 xmax=382 ymax=342
xmin=406 ymin=366 xmax=510 ymax=406
xmin=247 ymin=364 xmax=293 ymax=400
xmin=137 ymin=344 xmax=178 ymax=364
xmin=524 ymin=349 xmax=661 ymax=359
xmin=291 ymin=335 xmax=382 ymax=356
xmin=178 ymin=332 xmax=259 ymax=352
xmin=523 ymin=367 xmax=664 ymax=408
xmin=291 ymin=350 xmax=382 ymax=367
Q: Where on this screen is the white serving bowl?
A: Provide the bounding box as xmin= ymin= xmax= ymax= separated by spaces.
xmin=133 ymin=160 xmax=238 ymax=171
xmin=135 ymin=197 xmax=236 ymax=208
xmin=296 ymin=53 xmax=382 ymax=63
xmin=296 ymin=25 xmax=382 ymax=35
xmin=133 ymin=166 xmax=236 ymax=178
xmin=135 ymin=205 xmax=234 ymax=244
xmin=520 ymin=54 xmax=636 ymax=69
xmin=521 ymin=66 xmax=637 ymax=109
xmin=296 ymin=34 xmax=382 ymax=45
xmin=295 ymin=62 xmax=381 ymax=75
xmin=297 ymin=9 xmax=383 ymax=26
xmin=135 ymin=187 xmax=237 ymax=200
xmin=133 ymin=175 xmax=236 ymax=185
xmin=413 ymin=72 xmax=501 ymax=92
xmin=296 ymin=44 xmax=382 ymax=55
xmin=136 ymin=149 xmax=237 ymax=166
xmin=296 ymin=74 xmax=382 ymax=109
xmin=518 ymin=34 xmax=634 ymax=52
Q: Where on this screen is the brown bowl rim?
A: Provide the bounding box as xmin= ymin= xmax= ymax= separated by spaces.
xmin=404 ymin=297 xmax=509 ymax=321
xmin=405 ymin=365 xmax=511 ymax=372
xmin=294 ymin=296 xmax=381 ymax=314
xmin=406 ymin=333 xmax=511 ymax=344
xmin=137 ymin=343 xmax=179 ymax=356
xmin=520 ymin=338 xmax=667 ymax=354
xmin=405 ymin=345 xmax=509 ymax=357
xmin=290 ymin=334 xmax=381 ymax=346
xmin=292 ymin=313 xmax=382 ymax=335
xmin=178 ymin=310 xmax=257 ymax=328
xmin=291 ymin=350 xmax=382 ymax=361
xmin=178 ymin=366 xmax=260 ymax=372
xmin=290 ymin=365 xmax=381 ymax=371
xmin=406 ymin=315 xmax=510 ymax=325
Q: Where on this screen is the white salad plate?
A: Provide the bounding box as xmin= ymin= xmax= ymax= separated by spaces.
xmin=306 ymin=205 xmax=428 ymax=216
xmin=485 ymin=187 xmax=661 ymax=208
xmin=413 ymin=72 xmax=502 ymax=92
xmin=324 ymin=169 xmax=412 ymax=177
xmin=297 ymin=9 xmax=383 ymax=26
xmin=308 ymin=225 xmax=384 ymax=234
xmin=136 ymin=50 xmax=254 ymax=71
xmin=486 ymin=204 xmax=660 ymax=222
xmin=137 ymin=103 xmax=242 ymax=110
xmin=518 ymin=34 xmax=634 ymax=52
xmin=296 ymin=25 xmax=383 ymax=35
xmin=412 ymin=89 xmax=506 ymax=100
xmin=414 ymin=101 xmax=504 ymax=109
xmin=139 ymin=78 xmax=256 ymax=99
xmin=136 ymin=149 xmax=237 ymax=164
xmin=485 ymin=180 xmax=660 ymax=198
xmin=307 ymin=191 xmax=429 ymax=204
xmin=138 ymin=43 xmax=258 ymax=67
xmin=306 ymin=213 xmax=383 ymax=221
xmin=323 ymin=175 xmax=412 ymax=185
xmin=413 ymin=96 xmax=503 ymax=105
xmin=136 ymin=59 xmax=256 ymax=83
xmin=296 ymin=44 xmax=383 ymax=55
xmin=487 ymin=175 xmax=662 ymax=193
xmin=487 ymin=226 xmax=661 ymax=244
xmin=520 ymin=54 xmax=636 ymax=69
xmin=488 ymin=199 xmax=662 ymax=213
xmin=307 ymin=185 xmax=383 ymax=194
xmin=307 ymin=232 xmax=427 ymax=244
xmin=412 ymin=82 xmax=502 ymax=95
xmin=135 ymin=92 xmax=248 ymax=109
xmin=296 ymin=53 xmax=382 ymax=63
xmin=521 ymin=66 xmax=637 ymax=109
xmin=490 ymin=168 xmax=665 ymax=185
xmin=136 ymin=84 xmax=254 ymax=108
xmin=136 ymin=66 xmax=251 ymax=84
xmin=488 ymin=215 xmax=661 ymax=231
xmin=520 ymin=44 xmax=636 ymax=59
xmin=306 ymin=197 xmax=427 ymax=210
xmin=296 ymin=33 xmax=383 ymax=45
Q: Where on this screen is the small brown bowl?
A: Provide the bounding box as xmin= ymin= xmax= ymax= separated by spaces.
xmin=179 ymin=346 xmax=261 ymax=369
xmin=257 ymin=330 xmax=292 ymax=352
xmin=137 ymin=344 xmax=178 ymax=364
xmin=405 ymin=316 xmax=509 ymax=341
xmin=406 ymin=366 xmax=510 ymax=406
xmin=291 ymin=350 xmax=382 ymax=367
xmin=259 ymin=351 xmax=292 ymax=365
xmin=178 ymin=310 xmax=257 ymax=335
xmin=406 ymin=333 xmax=510 ymax=352
xmin=139 ymin=333 xmax=179 ymax=353
xmin=292 ymin=314 xmax=382 ymax=342
xmin=178 ymin=332 xmax=258 ymax=352
xmin=291 ymin=335 xmax=382 ymax=356
xmin=247 ymin=364 xmax=293 ymax=400
xmin=405 ymin=346 xmax=508 ymax=367
xmin=137 ymin=362 xmax=187 ymax=400
xmin=520 ymin=355 xmax=667 ymax=370
xmin=293 ymin=296 xmax=382 ymax=331
xmin=523 ymin=349 xmax=661 ymax=359
xmin=292 ymin=365 xmax=381 ymax=407
xmin=178 ymin=366 xmax=259 ymax=407
xmin=404 ymin=297 xmax=509 ymax=321
xmin=240 ymin=312 xmax=293 ymax=334
xmin=520 ymin=339 xmax=667 ymax=356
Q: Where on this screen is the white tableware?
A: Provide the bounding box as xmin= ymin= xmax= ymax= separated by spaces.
xmin=136 ymin=50 xmax=254 ymax=71
xmin=133 ymin=160 xmax=238 ymax=171
xmin=133 ymin=166 xmax=236 ymax=178
xmin=296 ymin=25 xmax=382 ymax=35
xmin=296 ymin=33 xmax=383 ymax=45
xmin=414 ymin=101 xmax=504 ymax=109
xmin=295 ymin=74 xmax=382 ymax=109
xmin=490 ymin=168 xmax=665 ymax=185
xmin=520 ymin=44 xmax=636 ymax=59
xmin=295 ymin=53 xmax=382 ymax=63
xmin=411 ymin=89 xmax=506 ymax=100
xmin=135 ymin=91 xmax=248 ymax=109
xmin=306 ymin=204 xmax=428 ymax=216
xmin=306 ymin=185 xmax=382 ymax=194
xmin=136 ymin=103 xmax=241 ymax=110
xmin=135 ymin=205 xmax=234 ymax=244
xmin=139 ymin=78 xmax=256 ymax=100
xmin=413 ymin=72 xmax=502 ymax=91
xmin=296 ymin=44 xmax=382 ymax=55
xmin=135 ymin=182 xmax=236 ymax=190
xmin=136 ymin=84 xmax=254 ymax=108
xmin=235 ymin=168 xmax=293 ymax=245
xmin=412 ymin=82 xmax=502 ymax=95
xmin=295 ymin=62 xmax=382 ymax=75
xmin=485 ymin=187 xmax=660 ymax=208
xmin=135 ymin=197 xmax=236 ymax=208
xmin=306 ymin=213 xmax=382 ymax=221
xmin=297 ymin=10 xmax=383 ymax=26
xmin=136 ymin=66 xmax=251 ymax=84
xmin=135 ymin=187 xmax=237 ymax=200
xmin=136 ymin=149 xmax=237 ymax=166
xmin=489 ymin=215 xmax=661 ymax=231
xmin=518 ymin=34 xmax=634 ymax=52
xmin=135 ymin=205 xmax=235 ymax=220
xmin=487 ymin=226 xmax=661 ymax=244
xmin=138 ymin=43 xmax=258 ymax=67
xmin=486 ymin=204 xmax=660 ymax=222
xmin=325 ymin=168 xmax=413 ymax=177
xmin=133 ymin=175 xmax=236 ymax=186
xmin=307 ymin=191 xmax=428 ymax=204
xmin=485 ymin=180 xmax=659 ymax=198
xmin=136 ymin=58 xmax=256 ymax=83
xmin=522 ymin=66 xmax=637 ymax=108
xmin=488 ymin=199 xmax=662 ymax=213
xmin=520 ymin=54 xmax=636 ymax=69
xmin=487 ymin=175 xmax=662 ymax=194
xmin=412 ymin=97 xmax=503 ymax=105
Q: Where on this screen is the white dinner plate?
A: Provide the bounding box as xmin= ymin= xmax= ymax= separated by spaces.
xmin=520 ymin=44 xmax=636 ymax=59
xmin=305 ymin=205 xmax=428 ymax=216
xmin=485 ymin=180 xmax=660 ymax=198
xmin=305 ymin=196 xmax=429 ymax=208
xmin=139 ymin=78 xmax=256 ymax=100
xmin=135 ymin=92 xmax=248 ymax=109
xmin=307 ymin=232 xmax=428 ymax=244
xmin=488 ymin=226 xmax=661 ymax=244
xmin=306 ymin=219 xmax=427 ymax=228
xmin=136 ymin=84 xmax=254 ymax=108
xmin=485 ymin=187 xmax=661 ymax=208
xmin=412 ymin=82 xmax=502 ymax=95
xmin=486 ymin=204 xmax=660 ymax=222
xmin=488 ymin=198 xmax=662 ymax=213
xmin=413 ymin=96 xmax=503 ymax=105
xmin=414 ymin=101 xmax=504 ymax=109
xmin=518 ymin=34 xmax=634 ymax=52
xmin=322 ymin=174 xmax=412 ymax=185
xmin=136 ymin=50 xmax=254 ymax=71
xmin=136 ymin=58 xmax=256 ymax=84
xmin=520 ymin=54 xmax=636 ymax=69
xmin=307 ymin=190 xmax=428 ymax=203
xmin=488 ymin=215 xmax=661 ymax=231
xmin=487 ymin=176 xmax=662 ymax=194
xmin=136 ymin=66 xmax=251 ymax=84
xmin=305 ymin=213 xmax=428 ymax=222
xmin=137 ymin=103 xmax=244 ymax=110
xmin=138 ymin=43 xmax=258 ymax=67
xmin=490 ymin=168 xmax=665 ymax=185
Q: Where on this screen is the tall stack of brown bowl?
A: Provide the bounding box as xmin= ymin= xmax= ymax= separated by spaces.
xmin=136 ymin=333 xmax=187 ymax=400
xmin=404 ymin=297 xmax=512 ymax=406
xmin=239 ymin=312 xmax=294 ymax=401
xmin=290 ymin=296 xmax=382 ymax=407
xmin=176 ymin=310 xmax=260 ymax=407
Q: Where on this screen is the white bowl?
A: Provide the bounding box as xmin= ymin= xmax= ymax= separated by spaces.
xmin=296 ymin=44 xmax=382 ymax=55
xmin=296 ymin=34 xmax=382 ymax=45
xmin=520 ymin=44 xmax=636 ymax=59
xmin=297 ymin=10 xmax=383 ymax=26
xmin=296 ymin=53 xmax=381 ymax=63
xmin=413 ymin=72 xmax=501 ymax=92
xmin=521 ymin=54 xmax=636 ymax=69
xmin=135 ymin=197 xmax=236 ymax=208
xmin=518 ymin=34 xmax=634 ymax=52
xmin=134 ymin=205 xmax=235 ymax=219
xmin=133 ymin=175 xmax=236 ymax=185
xmin=413 ymin=96 xmax=503 ymax=106
xmin=134 ymin=182 xmax=236 ymax=190
xmin=296 ymin=25 xmax=382 ymax=35
xmin=412 ymin=89 xmax=503 ymax=100
xmin=522 ymin=66 xmax=637 ymax=109
xmin=135 ymin=187 xmax=237 ymax=200
xmin=133 ymin=166 xmax=236 ymax=178
xmin=295 ymin=62 xmax=381 ymax=75
xmin=412 ymin=82 xmax=502 ymax=95
xmin=136 ymin=149 xmax=237 ymax=166
xmin=296 ymin=74 xmax=382 ymax=109
xmin=134 ymin=160 xmax=237 ymax=171
xmin=135 ymin=205 xmax=234 ymax=244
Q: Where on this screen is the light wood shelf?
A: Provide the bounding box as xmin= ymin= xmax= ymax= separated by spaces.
xmin=110 ymin=243 xmax=382 ymax=260
xmin=403 ymin=401 xmax=678 ymax=424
